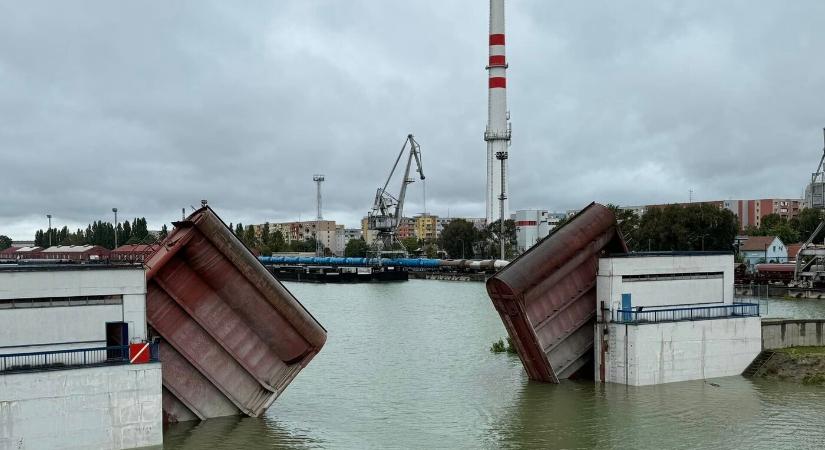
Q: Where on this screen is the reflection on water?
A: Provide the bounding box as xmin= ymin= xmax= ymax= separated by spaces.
xmin=163 ymin=281 xmax=825 ymax=449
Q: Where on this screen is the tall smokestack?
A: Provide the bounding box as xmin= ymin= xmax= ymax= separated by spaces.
xmin=485 ymin=0 xmax=511 ymax=224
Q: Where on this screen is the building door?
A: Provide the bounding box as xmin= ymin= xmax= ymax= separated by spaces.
xmin=621 ymin=293 xmax=632 ymax=322
xmin=106 ymin=321 xmax=129 ymax=360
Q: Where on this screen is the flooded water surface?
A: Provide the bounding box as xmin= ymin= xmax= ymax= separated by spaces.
xmin=162 ymin=281 xmax=825 ymax=449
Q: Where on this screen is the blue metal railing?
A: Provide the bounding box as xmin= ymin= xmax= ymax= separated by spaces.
xmin=612 ymin=302 xmax=760 ymax=324
xmin=0 ymin=342 xmax=160 ymax=374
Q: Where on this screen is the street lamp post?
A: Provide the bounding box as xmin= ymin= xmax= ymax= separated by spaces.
xmin=112 ymin=208 xmax=118 ymax=249
xmin=46 ymin=214 xmax=52 ymax=247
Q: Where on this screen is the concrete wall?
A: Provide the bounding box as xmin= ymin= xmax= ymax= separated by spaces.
xmin=0 ymin=267 xmax=147 ymax=352
xmin=596 ymin=317 xmax=761 ymax=385
xmin=0 ymin=363 xmax=162 ymax=449
xmin=762 ymin=319 xmax=825 ymax=349
xmin=0 ymin=267 xmax=145 ymax=300
xmin=0 ymin=304 xmax=122 ymax=351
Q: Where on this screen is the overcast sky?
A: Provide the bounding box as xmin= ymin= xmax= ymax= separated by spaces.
xmin=2 ymin=1 xmax=825 ymax=239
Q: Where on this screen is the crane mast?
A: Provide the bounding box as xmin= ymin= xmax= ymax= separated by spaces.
xmin=367 ymin=134 xmax=425 ymax=257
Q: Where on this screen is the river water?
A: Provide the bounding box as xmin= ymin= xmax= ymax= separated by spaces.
xmin=162 ymin=281 xmax=825 ymax=449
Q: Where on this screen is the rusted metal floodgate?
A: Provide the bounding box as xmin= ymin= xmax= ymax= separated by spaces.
xmin=145 ymin=207 xmax=327 ymax=422
xmin=486 ymin=203 xmax=626 ymax=382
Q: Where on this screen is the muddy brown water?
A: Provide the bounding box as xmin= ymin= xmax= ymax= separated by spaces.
xmin=161 ymin=281 xmax=825 ymax=449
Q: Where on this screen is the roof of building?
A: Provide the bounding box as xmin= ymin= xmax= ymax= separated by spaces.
xmin=41 ymin=245 xmax=108 ymax=253
xmin=740 ymin=236 xmax=780 ymax=251
xmin=16 ymin=246 xmax=42 ymax=252
xmin=0 ymin=246 xmax=21 ymax=254
xmin=786 ymin=243 xmax=803 ymax=259
xmin=0 ymin=264 xmax=142 ymax=273
xmin=606 ymin=251 xmax=732 ymax=258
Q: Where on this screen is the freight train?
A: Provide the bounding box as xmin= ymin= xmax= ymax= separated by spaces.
xmin=258 ymin=256 xmax=509 ymax=273
xmin=735 ymin=263 xmax=797 ymax=285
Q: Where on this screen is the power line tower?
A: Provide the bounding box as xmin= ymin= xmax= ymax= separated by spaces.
xmin=313 ymin=174 xmax=325 ymax=256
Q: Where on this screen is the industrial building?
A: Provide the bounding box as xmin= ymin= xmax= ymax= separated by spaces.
xmin=594 ymin=253 xmax=761 ymax=386
xmin=0 ymin=264 xmax=161 ymax=448
xmin=39 ymin=244 xmax=111 ymax=261
xmin=513 ymin=209 xmax=566 ymax=253
xmin=0 ymin=246 xmax=42 ymax=261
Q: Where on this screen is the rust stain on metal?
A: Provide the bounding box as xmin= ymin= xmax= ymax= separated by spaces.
xmin=145 ymin=207 xmax=326 ymax=421
xmin=486 ymin=203 xmax=626 ymax=383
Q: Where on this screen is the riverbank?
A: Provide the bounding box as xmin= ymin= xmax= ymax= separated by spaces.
xmin=757 ymin=346 xmax=825 ymax=385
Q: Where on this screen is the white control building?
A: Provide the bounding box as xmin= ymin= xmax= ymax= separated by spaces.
xmin=594 ymin=252 xmax=761 ymax=386
xmin=0 ymin=264 xmax=162 ymax=449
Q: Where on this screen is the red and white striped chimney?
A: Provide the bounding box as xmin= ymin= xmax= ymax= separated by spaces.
xmin=485 ymin=0 xmax=511 ymax=224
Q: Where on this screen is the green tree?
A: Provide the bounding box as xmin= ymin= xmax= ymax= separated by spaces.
xmin=159 ymin=224 xmax=168 ymax=240
xmin=439 ymin=219 xmax=477 ymax=259
xmin=479 ymin=219 xmax=517 ymax=259
xmin=261 ymin=222 xmax=271 ymax=247
xmin=243 ymin=225 xmax=257 ymax=249
xmin=271 ymin=230 xmax=286 ymax=252
xmin=0 ymin=235 xmax=11 ymax=250
xmin=121 ymin=221 xmax=132 ymax=245
xmin=606 ymin=204 xmax=641 ymax=247
xmin=760 ymin=213 xmax=782 ymax=231
xmin=635 ymin=204 xmax=737 ymax=251
xmin=400 ymin=237 xmax=421 ymax=254
xmin=234 ymin=223 xmax=244 ymax=239
xmin=794 ymin=208 xmax=823 ymax=242
xmin=344 ymin=238 xmax=369 ymax=257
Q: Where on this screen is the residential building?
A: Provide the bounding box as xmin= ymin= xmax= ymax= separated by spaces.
xmin=739 ymin=235 xmax=787 ymax=265
xmin=595 ymin=252 xmax=761 ymax=385
xmin=361 ymin=217 xmax=378 ymax=245
xmin=397 ymin=217 xmax=416 ymax=240
xmin=787 ymin=243 xmax=803 ymax=262
xmin=414 ymin=214 xmax=437 ymax=241
xmin=0 ymin=264 xmax=161 ymax=448
xmin=637 ymin=198 xmax=802 ymax=230
xmin=254 ymin=220 xmax=338 ymax=253
xmin=334 ymin=227 xmax=363 ymax=255
xmin=723 ymin=199 xmax=801 ymax=229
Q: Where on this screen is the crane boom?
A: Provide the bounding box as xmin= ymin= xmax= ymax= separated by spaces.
xmin=367 ymin=134 xmax=426 ymax=256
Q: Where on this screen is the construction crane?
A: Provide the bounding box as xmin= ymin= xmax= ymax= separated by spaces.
xmin=794 ymin=129 xmax=825 ymax=287
xmin=367 ymin=134 xmax=425 ymax=257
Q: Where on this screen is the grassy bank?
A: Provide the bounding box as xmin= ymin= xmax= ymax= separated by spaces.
xmin=759 ymin=346 xmax=825 ymax=385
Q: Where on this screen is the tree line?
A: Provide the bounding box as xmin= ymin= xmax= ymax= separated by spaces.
xmin=30 ymin=218 xmax=168 ymax=250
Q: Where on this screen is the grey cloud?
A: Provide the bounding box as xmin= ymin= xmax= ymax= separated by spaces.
xmin=2 ymin=1 xmax=824 ymax=239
